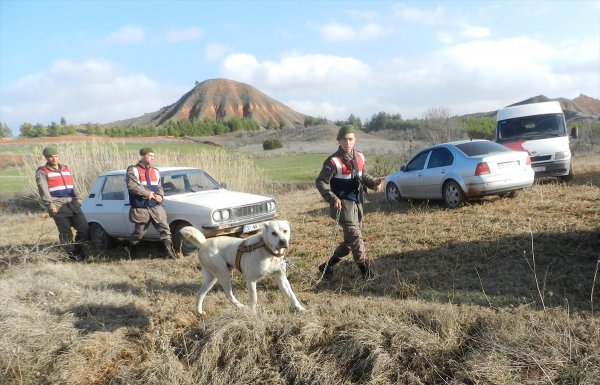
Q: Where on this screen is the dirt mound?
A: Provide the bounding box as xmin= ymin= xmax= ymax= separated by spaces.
xmin=110 ymin=78 xmax=307 ymax=129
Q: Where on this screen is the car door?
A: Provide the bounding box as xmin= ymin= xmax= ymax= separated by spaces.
xmin=96 ymin=175 xmax=133 ymax=237
xmin=421 ymin=147 xmax=454 ymax=198
xmin=401 ymin=150 xmax=430 ymax=198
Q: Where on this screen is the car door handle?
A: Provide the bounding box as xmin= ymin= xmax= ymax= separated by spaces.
xmin=125 ymin=203 xmax=130 ymax=206
xmin=96 ymin=204 xmax=103 ymax=206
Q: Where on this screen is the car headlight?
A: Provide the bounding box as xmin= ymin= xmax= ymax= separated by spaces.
xmin=212 ymin=209 xmax=231 ymax=222
xmin=555 ymin=151 xmax=568 ymax=160
xmin=268 ymin=201 xmax=276 ymax=211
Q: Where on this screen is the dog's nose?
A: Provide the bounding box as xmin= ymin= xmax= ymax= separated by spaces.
xmin=279 ymin=239 xmax=288 ymax=249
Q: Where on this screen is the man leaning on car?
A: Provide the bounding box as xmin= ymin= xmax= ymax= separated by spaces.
xmin=126 ymin=148 xmax=176 ymax=258
xmin=35 ymin=146 xmax=89 ymax=259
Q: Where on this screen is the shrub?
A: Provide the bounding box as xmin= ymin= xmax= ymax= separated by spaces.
xmin=263 ymin=138 xmax=283 ymax=150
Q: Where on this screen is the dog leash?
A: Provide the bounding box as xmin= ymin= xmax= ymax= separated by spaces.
xmin=314 ymin=208 xmax=341 ymax=285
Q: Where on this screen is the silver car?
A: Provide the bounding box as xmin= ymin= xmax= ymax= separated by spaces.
xmin=384 ymin=139 xmax=535 ymax=208
xmin=82 ymin=167 xmax=277 ymax=253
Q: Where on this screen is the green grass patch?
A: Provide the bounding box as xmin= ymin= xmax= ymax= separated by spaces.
xmin=254 ymin=153 xmax=328 ymax=183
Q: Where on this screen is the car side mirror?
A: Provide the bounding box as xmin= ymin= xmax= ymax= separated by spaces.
xmin=570 ymin=126 xmax=578 ymax=139
xmin=400 ymin=165 xmax=406 ymax=172
xmin=220 ymin=182 xmax=227 ymax=189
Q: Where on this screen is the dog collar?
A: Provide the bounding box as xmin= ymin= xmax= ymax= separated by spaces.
xmin=235 ymin=239 xmax=284 ymax=273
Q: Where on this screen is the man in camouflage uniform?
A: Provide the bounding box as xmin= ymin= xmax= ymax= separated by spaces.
xmin=126 ymin=148 xmax=176 ymax=258
xmin=35 ymin=146 xmax=89 ymax=258
xmin=316 ymin=125 xmax=382 ymax=279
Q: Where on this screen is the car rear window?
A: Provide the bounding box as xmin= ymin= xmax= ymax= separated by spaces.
xmin=455 ymin=141 xmax=510 ymax=157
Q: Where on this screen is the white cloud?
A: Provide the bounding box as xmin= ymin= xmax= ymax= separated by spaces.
xmin=0 ymin=59 xmax=186 ymax=128
xmin=392 ymin=4 xmax=445 ymax=24
xmin=165 ymin=27 xmax=204 ymax=43
xmin=205 ymin=43 xmax=231 ymax=61
xmin=219 ymin=53 xmax=372 ymax=94
xmin=319 ymin=22 xmax=390 ymax=42
xmin=103 ymin=25 xmax=145 ymax=45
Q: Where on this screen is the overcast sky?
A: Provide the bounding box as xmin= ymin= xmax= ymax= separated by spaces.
xmin=1 ymin=0 xmax=599 ymax=131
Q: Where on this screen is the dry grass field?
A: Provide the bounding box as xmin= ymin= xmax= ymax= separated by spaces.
xmin=0 ymin=149 xmax=599 ymax=384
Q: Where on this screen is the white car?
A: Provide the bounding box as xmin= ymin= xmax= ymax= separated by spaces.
xmin=82 ymin=167 xmax=277 ymax=253
xmin=384 ymin=139 xmax=535 ymax=208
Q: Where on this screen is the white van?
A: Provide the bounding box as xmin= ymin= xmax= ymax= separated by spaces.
xmin=495 ymin=101 xmax=575 ymax=180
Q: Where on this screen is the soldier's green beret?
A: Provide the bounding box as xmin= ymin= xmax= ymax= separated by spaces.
xmin=337 ymin=125 xmax=356 ymax=140
xmin=139 ymin=147 xmax=155 ymax=155
xmin=42 ymin=146 xmax=59 ymax=157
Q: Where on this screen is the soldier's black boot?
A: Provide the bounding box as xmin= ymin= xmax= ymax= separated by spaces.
xmin=127 ymin=242 xmax=138 ymax=258
xmin=163 ymin=239 xmax=177 ymax=259
xmin=356 ymin=261 xmax=374 ymax=279
xmin=318 ymin=256 xmax=341 ymax=280
xmin=72 ymin=244 xmax=85 ymax=259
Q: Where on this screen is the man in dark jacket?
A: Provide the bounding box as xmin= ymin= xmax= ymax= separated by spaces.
xmin=35 ymin=146 xmax=89 ymax=258
xmin=126 ymin=148 xmax=176 ymax=258
xmin=315 ymin=125 xmax=381 ymax=279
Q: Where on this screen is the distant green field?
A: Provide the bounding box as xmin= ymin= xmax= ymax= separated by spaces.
xmin=254 ymin=153 xmax=328 ymax=184
xmin=0 ymin=140 xmax=328 ymax=192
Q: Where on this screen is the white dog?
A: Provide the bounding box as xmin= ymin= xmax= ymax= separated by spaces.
xmin=180 ymin=220 xmax=306 ymax=314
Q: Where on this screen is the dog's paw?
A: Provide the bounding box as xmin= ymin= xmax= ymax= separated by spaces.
xmin=294 ymin=305 xmax=306 ymax=312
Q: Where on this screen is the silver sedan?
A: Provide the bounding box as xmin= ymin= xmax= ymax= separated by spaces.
xmin=383 ymin=139 xmax=535 ymax=208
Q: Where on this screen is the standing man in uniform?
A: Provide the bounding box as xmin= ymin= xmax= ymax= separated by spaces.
xmin=316 ymin=125 xmax=382 ymax=279
xmin=126 ymin=148 xmax=176 ymax=258
xmin=36 ymin=146 xmax=89 ymax=258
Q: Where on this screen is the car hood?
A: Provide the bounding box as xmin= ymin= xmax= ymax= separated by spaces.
xmin=164 ymin=189 xmax=272 ymax=209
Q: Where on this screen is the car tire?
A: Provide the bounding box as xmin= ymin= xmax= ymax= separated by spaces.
xmin=386 ymin=183 xmax=402 ymax=206
xmin=443 ymin=180 xmax=465 ymax=209
xmin=171 ymin=222 xmax=197 ymax=256
xmin=89 ymin=223 xmax=114 ymax=251
xmin=560 ymin=166 xmax=574 ymax=183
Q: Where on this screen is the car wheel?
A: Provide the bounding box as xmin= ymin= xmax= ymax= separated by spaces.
xmin=386 ymin=183 xmax=402 ymax=206
xmin=560 ymin=166 xmax=574 ymax=182
xmin=443 ymin=180 xmax=465 ymax=209
xmin=89 ymin=223 xmax=114 ymax=251
xmin=171 ymin=222 xmax=197 ymax=256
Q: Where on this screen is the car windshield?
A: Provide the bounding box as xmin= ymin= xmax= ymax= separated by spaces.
xmin=497 ymin=113 xmax=566 ymax=143
xmin=454 ymin=141 xmax=511 ymax=157
xmin=161 ymin=169 xmax=221 ymax=196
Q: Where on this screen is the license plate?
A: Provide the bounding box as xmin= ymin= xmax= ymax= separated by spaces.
xmin=532 ymin=166 xmax=546 ymax=172
xmin=243 ymin=223 xmax=262 ymax=233
xmin=498 ymin=161 xmax=518 ymax=169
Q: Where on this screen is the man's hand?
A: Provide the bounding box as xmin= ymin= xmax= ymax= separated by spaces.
xmin=373 ymin=178 xmax=383 ymax=192
xmin=334 ymin=198 xmax=342 ymax=210
xmin=49 ymin=207 xmax=58 ymax=217
xmin=154 ymin=194 xmax=163 ymax=203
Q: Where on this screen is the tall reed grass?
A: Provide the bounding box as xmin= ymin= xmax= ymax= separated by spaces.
xmin=18 ymin=141 xmax=273 ymax=207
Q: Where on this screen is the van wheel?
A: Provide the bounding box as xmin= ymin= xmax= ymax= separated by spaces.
xmin=89 ymin=223 xmax=114 ymax=251
xmin=561 ymin=167 xmax=574 ymax=182
xmin=443 ymin=181 xmax=465 ymax=209
xmin=171 ymin=222 xmax=197 ymax=256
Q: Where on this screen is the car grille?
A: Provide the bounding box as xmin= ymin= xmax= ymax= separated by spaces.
xmin=530 ymin=155 xmax=552 ymax=162
xmin=233 ymin=203 xmax=269 ymax=218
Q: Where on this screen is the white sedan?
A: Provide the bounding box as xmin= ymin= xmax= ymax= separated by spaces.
xmin=384 ymin=139 xmax=535 ymax=208
xmin=82 ymin=167 xmax=277 ymax=253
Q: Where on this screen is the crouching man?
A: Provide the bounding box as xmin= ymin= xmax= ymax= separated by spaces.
xmin=126 ymin=148 xmax=176 ymax=258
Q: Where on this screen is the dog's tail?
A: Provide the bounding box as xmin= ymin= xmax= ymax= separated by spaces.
xmin=179 ymin=226 xmax=207 ymax=248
